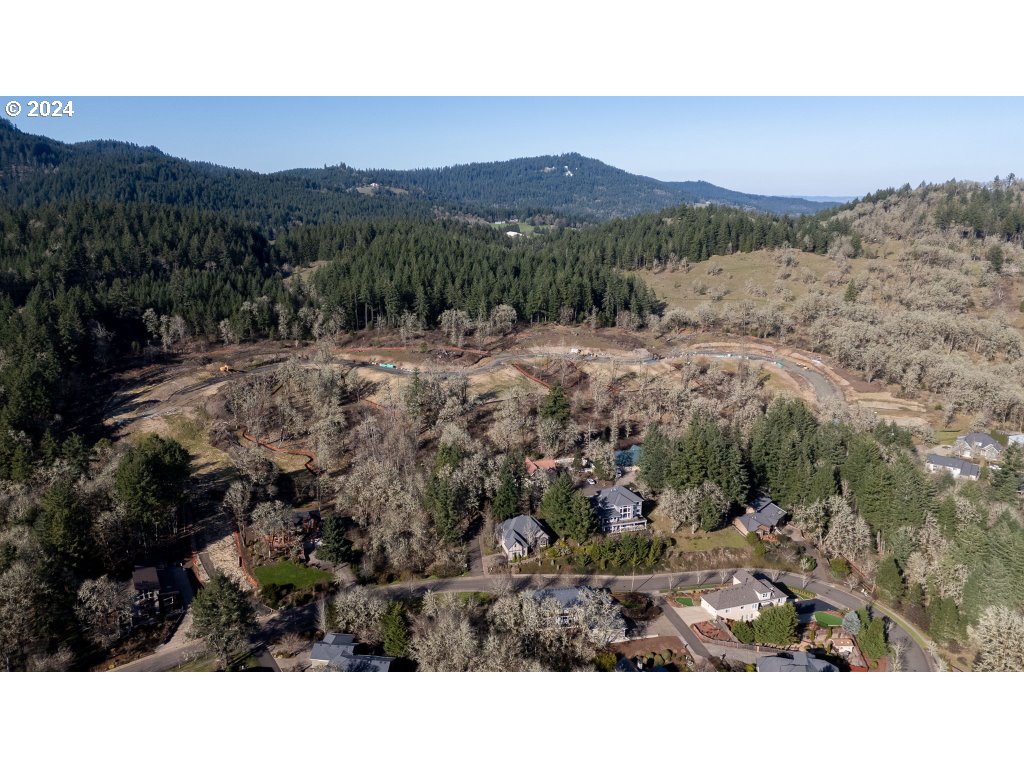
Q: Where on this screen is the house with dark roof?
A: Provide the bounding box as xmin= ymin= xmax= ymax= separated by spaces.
xmin=591 ymin=486 xmax=647 ymax=533
xmin=700 ymin=569 xmax=787 ymax=622
xmin=757 ymin=651 xmax=837 ymax=672
xmin=309 ymin=633 xmax=393 ymax=672
xmin=131 ymin=565 xmax=184 ymax=623
xmin=496 ymin=515 xmax=551 ymax=560
xmin=734 ymin=495 xmax=787 ymax=537
xmin=954 ymin=432 xmax=1003 ymax=462
xmin=925 ymin=453 xmax=981 ymax=481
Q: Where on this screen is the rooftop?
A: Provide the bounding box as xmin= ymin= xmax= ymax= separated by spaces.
xmin=958 ymin=432 xmax=1001 ymax=450
xmin=594 ymin=485 xmax=642 ymax=508
xmin=757 ymin=651 xmax=837 ymax=672
xmin=310 ymin=632 xmax=393 ymax=672
xmin=736 ymin=495 xmax=787 ymax=533
xmin=496 ymin=514 xmax=549 ymax=552
xmin=702 ymin=571 xmax=781 ymax=611
xmin=926 ymin=453 xmax=981 ymax=478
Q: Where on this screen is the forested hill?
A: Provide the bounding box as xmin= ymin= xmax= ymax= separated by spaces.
xmin=284 ymin=152 xmax=834 ymax=219
xmin=1 ymin=121 xmax=831 ymax=225
xmin=0 ymin=119 xmax=439 ymax=229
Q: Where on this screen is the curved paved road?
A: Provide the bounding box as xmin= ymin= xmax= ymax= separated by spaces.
xmin=374 ymin=568 xmax=936 ymax=671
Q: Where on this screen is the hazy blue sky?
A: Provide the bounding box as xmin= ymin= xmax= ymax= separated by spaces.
xmin=5 ymin=97 xmax=1022 ymax=197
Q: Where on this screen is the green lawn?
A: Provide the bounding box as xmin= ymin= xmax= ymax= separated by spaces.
xmin=814 ymin=611 xmax=843 ymax=627
xmin=675 ymin=597 xmax=694 ymax=606
xmin=254 ymin=560 xmax=333 ymax=590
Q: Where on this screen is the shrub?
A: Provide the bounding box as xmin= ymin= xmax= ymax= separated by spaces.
xmin=260 ymin=583 xmax=288 ymax=608
xmin=830 ymin=557 xmax=851 ymax=577
xmin=732 ymin=621 xmax=755 ymax=644
xmin=594 ymin=652 xmax=617 ymax=672
xmin=753 ymin=603 xmax=799 ymax=646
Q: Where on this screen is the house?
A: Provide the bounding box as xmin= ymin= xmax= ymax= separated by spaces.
xmin=591 ymin=485 xmax=647 ymax=533
xmin=614 ymin=445 xmax=642 ymax=472
xmin=925 ymin=453 xmax=981 ymax=481
xmin=733 ymin=495 xmax=787 ymax=537
xmin=309 ymin=633 xmax=393 ymax=672
xmin=496 ymin=515 xmax=551 ymax=560
xmin=524 ymin=457 xmax=560 ymax=482
xmin=954 ymin=432 xmax=1003 ymax=462
xmin=757 ymin=651 xmax=837 ymax=672
xmin=131 ymin=565 xmax=184 ymax=623
xmin=1008 ymin=434 xmax=1024 ymax=448
xmin=700 ymin=569 xmax=787 ymax=622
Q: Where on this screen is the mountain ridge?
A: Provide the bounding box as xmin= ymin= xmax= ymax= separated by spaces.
xmin=1 ymin=120 xmax=832 ymax=224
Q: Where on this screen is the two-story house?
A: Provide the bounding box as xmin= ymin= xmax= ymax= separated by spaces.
xmin=700 ymin=569 xmax=787 ymax=622
xmin=591 ymin=486 xmax=647 ymax=533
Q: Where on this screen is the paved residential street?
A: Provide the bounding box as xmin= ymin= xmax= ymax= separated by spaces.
xmin=376 ymin=568 xmax=937 ymax=671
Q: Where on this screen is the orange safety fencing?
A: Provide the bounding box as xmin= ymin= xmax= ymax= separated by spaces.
xmin=241 ymin=431 xmax=321 ymax=475
xmin=510 ymin=362 xmax=551 ymax=389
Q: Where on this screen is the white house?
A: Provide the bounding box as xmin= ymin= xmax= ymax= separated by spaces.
xmin=700 ymin=569 xmax=787 ymax=622
xmin=925 ymin=453 xmax=980 ymax=481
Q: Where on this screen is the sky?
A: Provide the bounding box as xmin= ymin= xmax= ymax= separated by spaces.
xmin=4 ymin=97 xmax=1023 ymax=198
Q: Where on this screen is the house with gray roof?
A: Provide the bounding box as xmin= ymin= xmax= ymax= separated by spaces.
xmin=591 ymin=485 xmax=647 ymax=533
xmin=734 ymin=495 xmax=787 ymax=537
xmin=954 ymin=432 xmax=1003 ymax=462
xmin=309 ymin=633 xmax=393 ymax=672
xmin=700 ymin=569 xmax=787 ymax=622
xmin=496 ymin=514 xmax=551 ymax=560
xmin=925 ymin=453 xmax=980 ymax=481
xmin=757 ymin=651 xmax=837 ymax=672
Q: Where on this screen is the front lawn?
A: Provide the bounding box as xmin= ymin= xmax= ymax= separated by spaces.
xmin=254 ymin=560 xmax=333 ymax=590
xmin=814 ymin=611 xmax=843 ymax=627
xmin=675 ymin=597 xmax=694 ymax=606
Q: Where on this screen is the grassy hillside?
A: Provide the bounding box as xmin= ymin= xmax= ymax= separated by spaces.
xmin=636 ymin=180 xmax=1024 ymax=431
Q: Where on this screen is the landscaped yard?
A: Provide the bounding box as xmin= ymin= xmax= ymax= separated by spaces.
xmin=786 ymin=585 xmax=816 ymax=600
xmin=254 ymin=560 xmax=333 ymax=590
xmin=814 ymin=611 xmax=843 ymax=627
xmin=675 ymin=597 xmax=694 ymax=606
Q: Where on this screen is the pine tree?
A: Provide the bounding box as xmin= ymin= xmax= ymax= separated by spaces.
xmin=188 ymin=573 xmax=256 ymax=669
xmin=539 ymin=474 xmax=595 ymax=542
xmin=382 ymin=601 xmax=410 ymax=658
